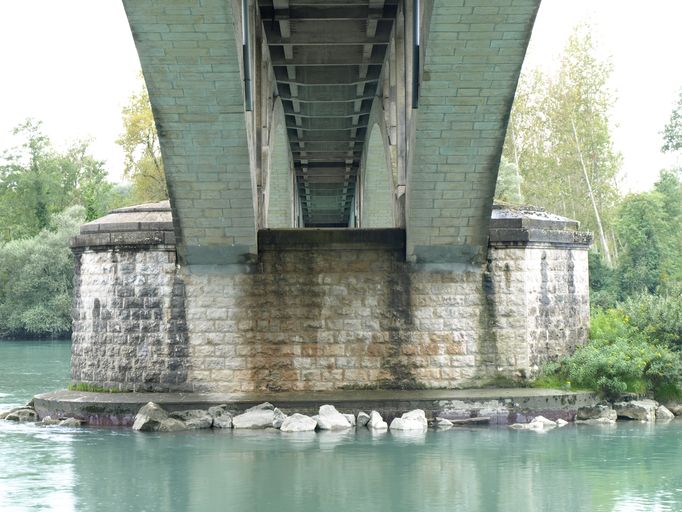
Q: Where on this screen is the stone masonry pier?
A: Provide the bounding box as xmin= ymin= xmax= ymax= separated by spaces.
xmin=70 ymin=202 xmax=591 ymax=394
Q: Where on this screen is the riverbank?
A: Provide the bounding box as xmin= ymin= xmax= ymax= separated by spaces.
xmin=33 ymin=388 xmax=597 ymax=427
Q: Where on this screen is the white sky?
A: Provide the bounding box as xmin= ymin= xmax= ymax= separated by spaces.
xmin=0 ymin=0 xmax=681 ymax=192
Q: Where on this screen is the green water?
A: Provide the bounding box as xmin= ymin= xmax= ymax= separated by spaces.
xmin=2 ymin=341 xmax=682 ymax=512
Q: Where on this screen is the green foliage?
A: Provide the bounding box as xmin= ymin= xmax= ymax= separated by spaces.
xmin=662 ymin=88 xmax=682 ymax=154
xmin=620 ymin=291 xmax=682 ymax=350
xmin=494 ymin=156 xmax=523 ymax=204
xmin=502 ymin=24 xmax=621 ymax=262
xmin=0 ymin=206 xmax=85 ymax=338
xmin=539 ymin=302 xmax=682 ymax=401
xmin=615 ymin=192 xmax=667 ymax=295
xmin=588 ymin=250 xmax=619 ymax=309
xmin=614 ymin=169 xmax=682 ymax=297
xmin=0 ymin=120 xmax=123 ymax=242
xmin=67 ymin=383 xmax=123 ymax=393
xmin=117 ymin=83 xmax=167 ymax=203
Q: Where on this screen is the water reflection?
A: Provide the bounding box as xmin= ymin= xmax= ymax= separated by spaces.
xmin=2 ymin=417 xmax=682 ymax=511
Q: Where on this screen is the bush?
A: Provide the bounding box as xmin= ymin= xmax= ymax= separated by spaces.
xmin=538 ymin=306 xmax=682 ymax=400
xmin=0 ymin=205 xmax=84 ymax=338
xmin=620 ymin=289 xmax=682 ymax=350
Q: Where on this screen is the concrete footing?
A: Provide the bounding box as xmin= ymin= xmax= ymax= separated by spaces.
xmin=34 ymin=388 xmax=597 ymax=427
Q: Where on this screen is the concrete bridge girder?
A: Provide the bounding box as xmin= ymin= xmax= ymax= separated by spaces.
xmin=123 ymin=0 xmax=259 ymax=266
xmin=123 ymin=0 xmax=541 ymax=266
xmin=408 ymin=0 xmax=541 ymax=265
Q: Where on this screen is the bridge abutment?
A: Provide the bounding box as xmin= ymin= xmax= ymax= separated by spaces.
xmin=70 ymin=202 xmax=590 ymax=393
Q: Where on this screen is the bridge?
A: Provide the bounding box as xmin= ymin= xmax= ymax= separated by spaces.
xmin=68 ymin=0 xmax=592 ymax=394
xmin=122 ymin=0 xmax=540 ymax=266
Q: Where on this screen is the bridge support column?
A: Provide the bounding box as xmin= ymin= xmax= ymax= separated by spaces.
xmin=70 ymin=203 xmax=590 ymax=392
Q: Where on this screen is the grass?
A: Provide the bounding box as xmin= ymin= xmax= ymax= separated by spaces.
xmin=67 ymin=383 xmax=124 ymax=393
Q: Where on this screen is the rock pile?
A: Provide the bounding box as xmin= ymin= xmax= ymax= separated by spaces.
xmin=0 ymin=402 xmax=84 ymax=428
xmin=130 ymin=403 xmax=433 ymax=434
xmin=509 ymin=398 xmax=680 ymax=432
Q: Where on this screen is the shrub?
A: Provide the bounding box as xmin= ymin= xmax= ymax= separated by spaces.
xmin=620 ymin=289 xmax=682 ymax=350
xmin=538 ymin=306 xmax=682 ymax=400
xmin=0 ymin=205 xmax=84 ymax=338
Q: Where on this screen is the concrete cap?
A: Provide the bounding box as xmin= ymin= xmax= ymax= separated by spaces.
xmin=79 ymin=200 xmax=173 ymax=234
xmin=71 ymin=201 xmax=175 ymax=250
xmin=489 ymin=204 xmax=592 ymax=247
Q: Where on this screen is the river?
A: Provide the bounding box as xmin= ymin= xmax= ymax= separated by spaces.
xmin=1 ymin=340 xmax=681 ymax=511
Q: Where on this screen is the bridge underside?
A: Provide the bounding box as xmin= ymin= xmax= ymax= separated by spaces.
xmin=123 ymin=0 xmax=541 ymax=265
xmin=261 ymin=0 xmax=398 ymax=227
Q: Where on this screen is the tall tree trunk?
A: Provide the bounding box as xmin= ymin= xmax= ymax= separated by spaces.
xmin=571 ymin=117 xmax=612 ymax=266
xmin=510 ymin=124 xmax=523 ymax=201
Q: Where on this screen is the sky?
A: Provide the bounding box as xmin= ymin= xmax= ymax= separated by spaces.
xmin=0 ymin=0 xmax=681 ymax=192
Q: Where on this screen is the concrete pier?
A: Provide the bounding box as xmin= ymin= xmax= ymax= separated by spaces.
xmin=34 ymin=388 xmax=597 ymax=427
xmin=70 ymin=202 xmax=591 ymax=394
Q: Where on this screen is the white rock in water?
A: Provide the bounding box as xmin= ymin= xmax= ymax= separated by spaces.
xmin=343 ymin=413 xmax=356 ymax=427
xmin=509 ymin=416 xmax=557 ymax=431
xmin=577 ymin=404 xmax=617 ymax=421
xmin=170 ymin=409 xmax=213 ymax=429
xmin=58 ymin=418 xmax=83 ymax=428
xmin=656 ymin=405 xmax=675 ymax=421
xmin=556 ymin=419 xmax=568 ymax=427
xmin=280 ymin=413 xmax=318 ymax=432
xmin=4 ymin=408 xmax=38 ymax=423
xmin=133 ymin=402 xmax=167 ymax=431
xmin=232 ymin=403 xmax=276 ymax=429
xmin=133 ymin=402 xmax=187 ymax=432
xmin=157 ymin=418 xmax=187 ymax=432
xmin=38 ymin=416 xmax=61 ymax=427
xmin=390 ymin=409 xmax=428 ymax=431
xmin=209 ymin=405 xmax=233 ymax=429
xmin=357 ymin=411 xmax=370 ymax=427
xmin=614 ymin=399 xmax=658 ymax=422
xmin=368 ymin=411 xmax=388 ymax=430
xmin=317 ymin=405 xmax=351 ymax=430
xmin=435 ymin=418 xmax=453 ymax=429
xmin=530 ymin=416 xmax=557 ymax=428
xmin=272 ymin=408 xmax=287 ymax=429
xmin=213 ymin=415 xmax=233 ymax=429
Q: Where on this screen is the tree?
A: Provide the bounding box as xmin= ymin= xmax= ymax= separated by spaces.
xmin=0 ymin=205 xmax=85 ymax=338
xmin=0 ymin=120 xmax=117 ymax=241
xmin=494 ymin=156 xmax=523 ymax=204
xmin=662 ymin=88 xmax=682 ymax=154
xmin=502 ymin=24 xmax=622 ymax=264
xmin=117 ymin=84 xmax=167 ymax=203
xmin=614 ymin=169 xmax=682 ymax=296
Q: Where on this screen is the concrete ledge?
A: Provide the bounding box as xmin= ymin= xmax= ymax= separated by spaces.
xmin=34 ymin=388 xmax=597 ymax=427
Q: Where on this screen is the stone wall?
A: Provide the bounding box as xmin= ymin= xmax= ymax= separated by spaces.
xmin=70 ymin=203 xmax=590 ymax=392
xmin=70 ymin=203 xmax=191 ymax=392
